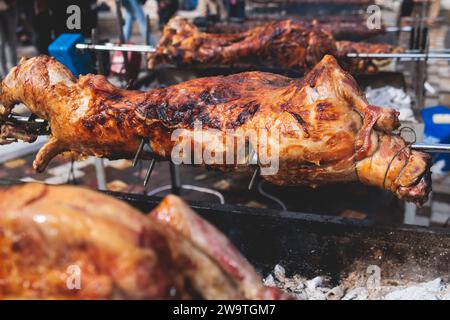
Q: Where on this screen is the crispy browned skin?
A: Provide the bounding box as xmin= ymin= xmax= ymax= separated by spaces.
xmin=0 ymin=55 xmax=431 ymax=205
xmin=148 ymin=18 xmax=398 ymax=74
xmin=336 ymin=40 xmax=405 ymax=74
xmin=0 ymin=183 xmax=285 ymax=299
xmin=148 ymin=18 xmax=337 ymax=73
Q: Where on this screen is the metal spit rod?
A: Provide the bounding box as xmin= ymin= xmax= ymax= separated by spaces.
xmin=386 ymin=26 xmax=413 ymax=32
xmin=346 ymin=52 xmax=450 ymax=60
xmin=6 ymin=116 xmax=450 ymax=153
xmin=76 ymin=43 xmax=156 ymax=53
xmin=411 ymin=143 xmax=450 ymax=153
xmin=6 ymin=115 xmax=46 ymax=123
xmin=76 ymin=43 xmax=450 ymax=61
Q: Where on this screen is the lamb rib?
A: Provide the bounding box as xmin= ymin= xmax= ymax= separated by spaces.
xmin=0 ymin=54 xmax=431 ymax=205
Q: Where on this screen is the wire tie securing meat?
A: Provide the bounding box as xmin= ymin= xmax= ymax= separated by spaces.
xmin=146 ymin=184 xmax=225 ymax=204
xmin=28 ymin=114 xmax=38 ymax=122
xmin=382 ymin=126 xmax=417 ymax=190
xmin=257 ymin=180 xmax=287 ymax=211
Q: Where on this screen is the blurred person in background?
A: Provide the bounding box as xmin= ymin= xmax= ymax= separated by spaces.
xmin=398 ymin=0 xmax=441 ymax=49
xmin=158 ymin=0 xmax=179 ymax=28
xmin=428 ymin=0 xmax=441 ymax=25
xmin=17 ymin=0 xmax=35 ymax=46
xmin=400 ymin=0 xmax=441 ymax=24
xmin=0 ymin=0 xmax=17 ymax=77
xmin=32 ymin=0 xmax=52 ymax=54
xmin=181 ymin=0 xmax=197 ymax=10
xmin=176 ymin=0 xmax=228 ymax=23
xmin=227 ymin=0 xmax=245 ymax=20
xmin=29 ymin=0 xmax=98 ymax=54
xmin=121 ymin=0 xmax=155 ymax=45
xmin=48 ymin=0 xmax=98 ymax=38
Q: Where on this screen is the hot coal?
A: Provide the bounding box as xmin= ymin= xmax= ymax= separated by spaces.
xmin=263 ymin=264 xmax=450 ymax=300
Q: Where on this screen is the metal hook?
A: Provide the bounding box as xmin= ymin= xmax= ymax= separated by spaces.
xmin=143 ymin=158 xmax=156 ymax=188
xmin=132 ymin=138 xmax=146 ymax=167
xmin=247 ymin=148 xmax=259 ymax=190
xmin=132 ymin=138 xmax=157 ymax=187
xmin=169 ymin=161 xmax=181 ymax=195
xmin=248 ymin=167 xmax=260 ymax=191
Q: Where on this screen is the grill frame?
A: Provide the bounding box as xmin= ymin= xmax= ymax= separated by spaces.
xmin=107 ymin=190 xmax=450 ymax=285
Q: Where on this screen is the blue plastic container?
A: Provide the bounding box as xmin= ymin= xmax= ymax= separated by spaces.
xmin=422 ymin=105 xmax=450 ymax=172
xmin=48 ymin=33 xmax=93 ymax=77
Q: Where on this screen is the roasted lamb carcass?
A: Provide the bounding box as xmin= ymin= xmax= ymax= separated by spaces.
xmin=148 ymin=18 xmax=398 ymax=74
xmin=148 ymin=17 xmax=337 ymax=73
xmin=0 ymin=183 xmax=284 ymax=299
xmin=0 ymin=54 xmax=431 ymax=205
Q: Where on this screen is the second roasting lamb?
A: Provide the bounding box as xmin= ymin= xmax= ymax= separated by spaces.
xmin=148 ymin=18 xmax=401 ymax=74
xmin=0 ymin=55 xmax=431 ymax=205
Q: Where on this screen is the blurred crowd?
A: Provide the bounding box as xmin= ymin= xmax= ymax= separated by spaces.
xmin=0 ymin=0 xmax=184 ymax=77
xmin=0 ymin=0 xmax=438 ymax=78
xmin=0 ymin=0 xmax=99 ymax=76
